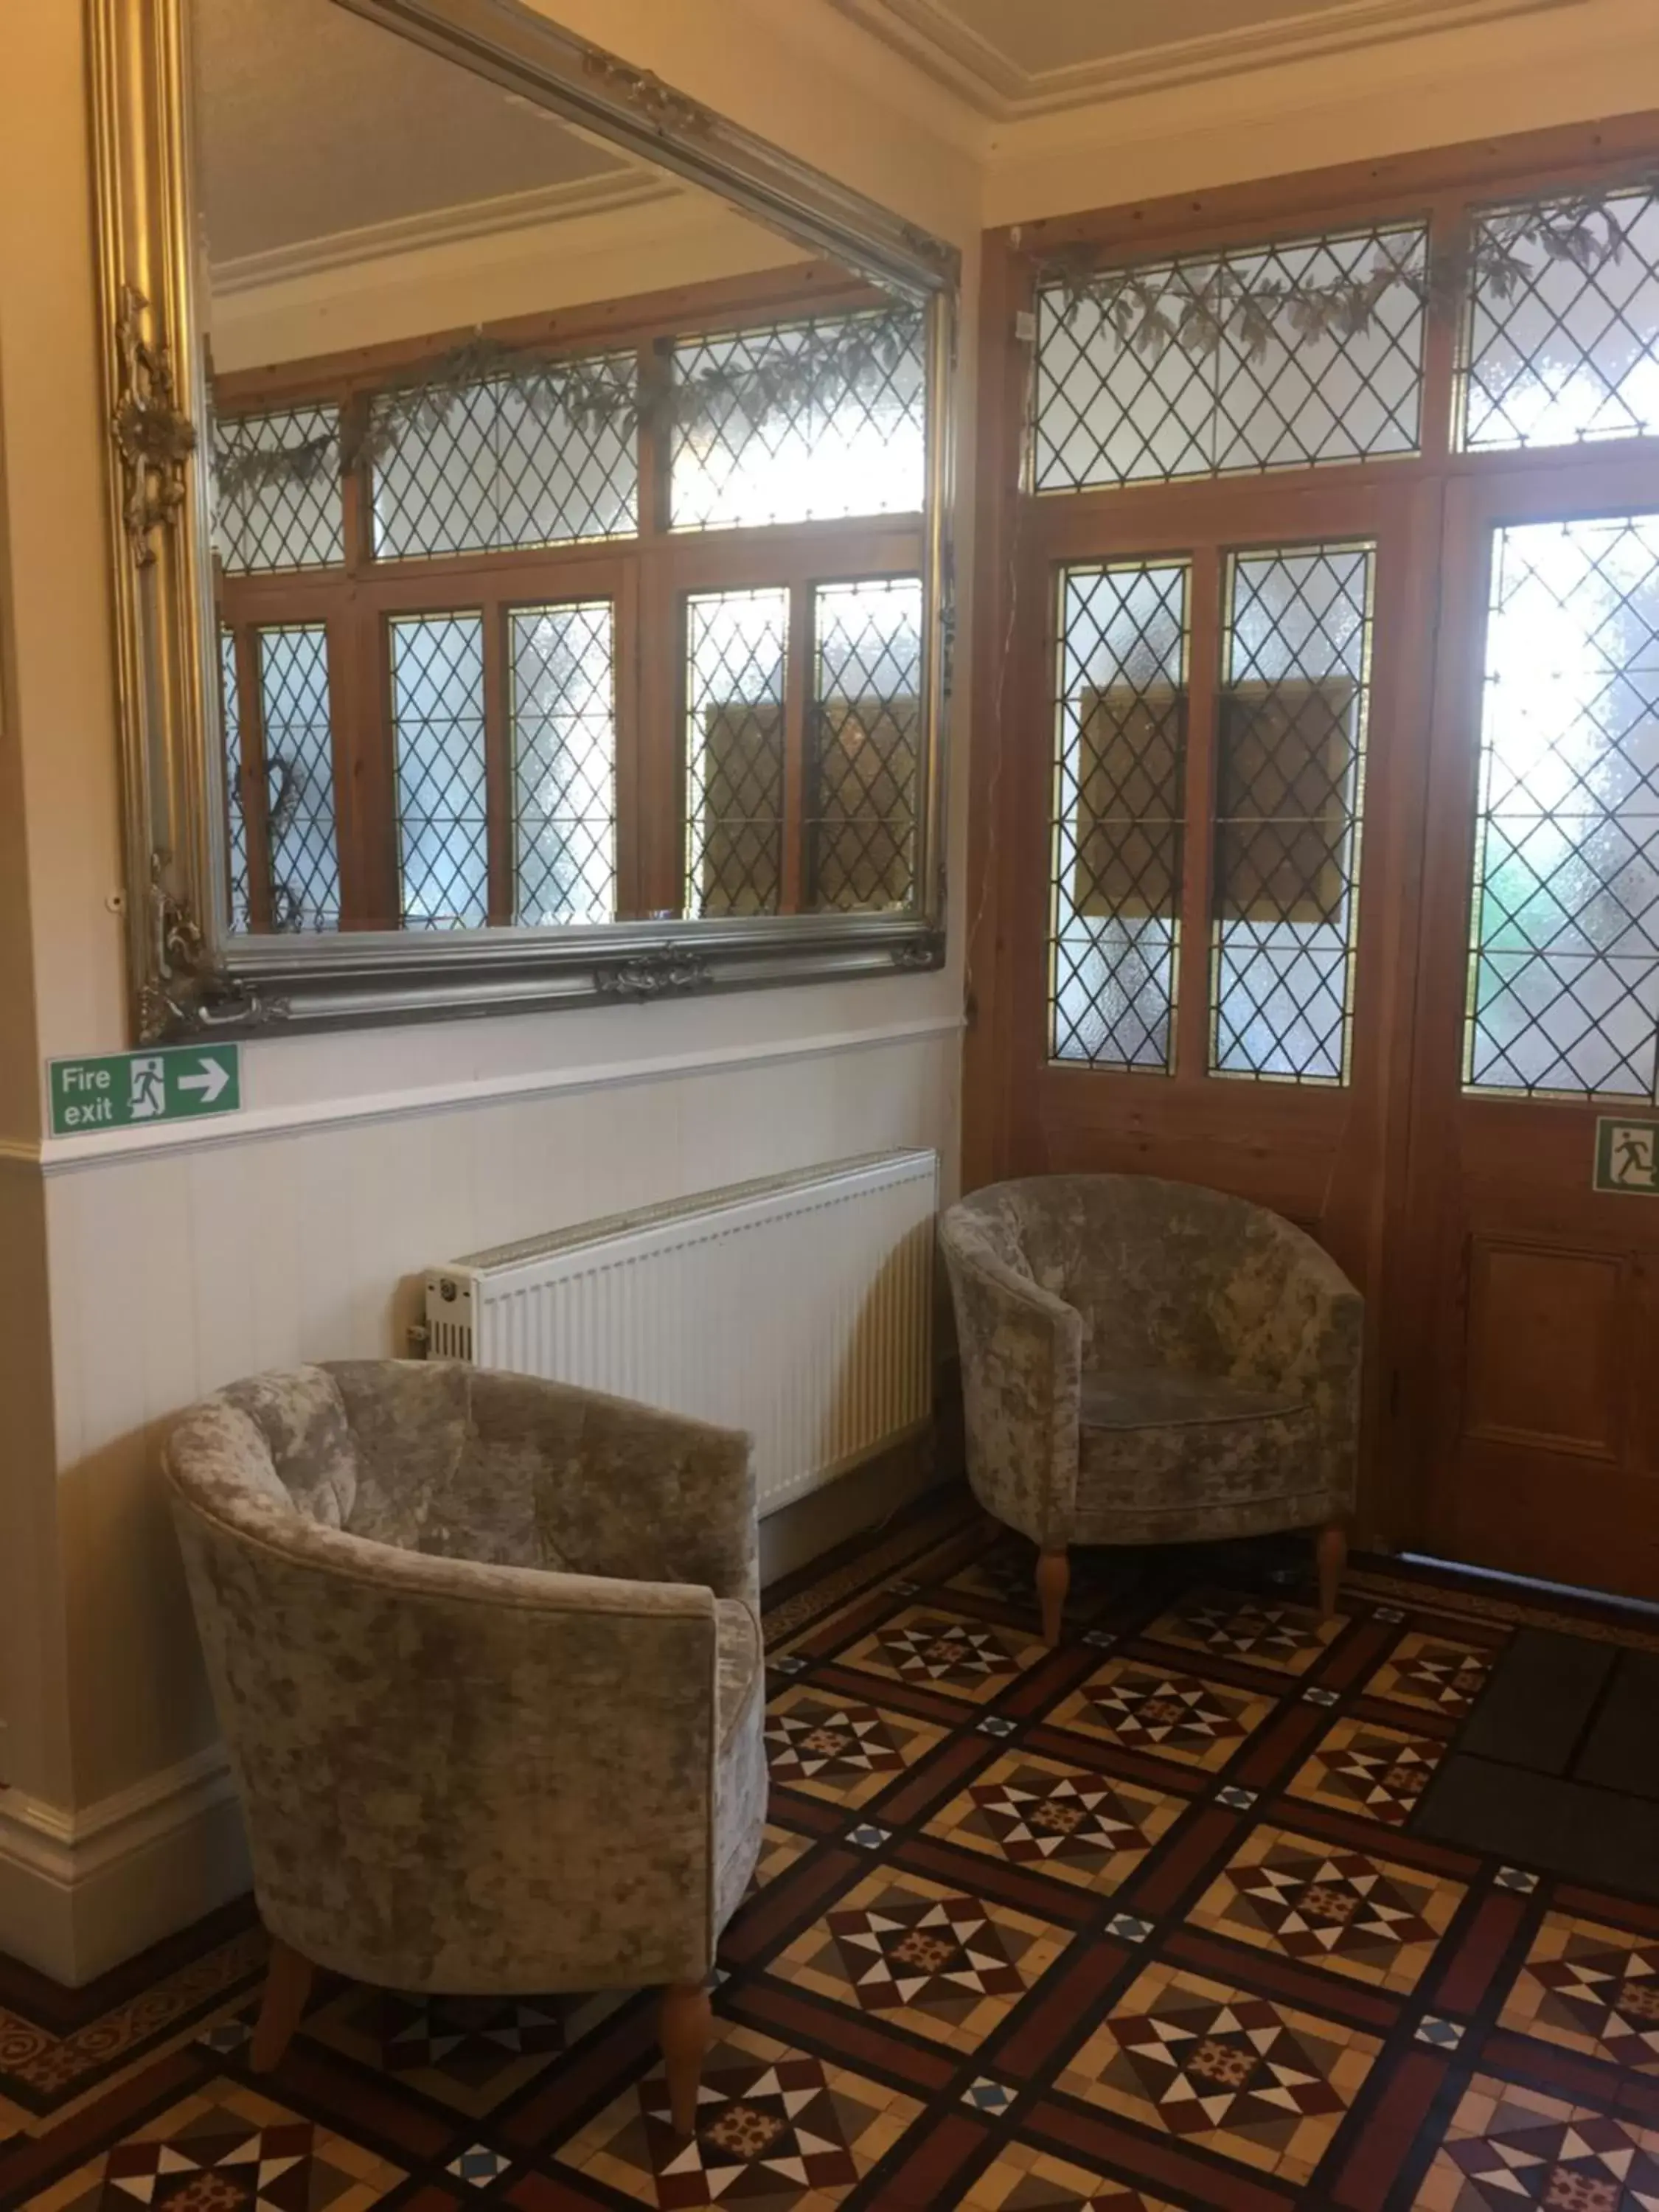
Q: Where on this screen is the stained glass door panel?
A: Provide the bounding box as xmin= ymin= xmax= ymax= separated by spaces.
xmin=1405 ymin=459 xmax=1659 ymax=1600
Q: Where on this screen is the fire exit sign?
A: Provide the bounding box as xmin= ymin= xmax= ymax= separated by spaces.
xmin=48 ymin=1044 xmax=242 ymax=1135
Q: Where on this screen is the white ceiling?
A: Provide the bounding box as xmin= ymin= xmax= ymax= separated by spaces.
xmin=826 ymin=0 xmax=1589 ymax=115
xmin=192 ymin=0 xmax=632 ymax=268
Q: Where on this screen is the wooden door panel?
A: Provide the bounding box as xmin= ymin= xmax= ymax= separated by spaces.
xmin=1405 ymin=454 xmax=1659 ymax=1598
xmin=1463 ymin=1239 xmax=1624 ymax=1458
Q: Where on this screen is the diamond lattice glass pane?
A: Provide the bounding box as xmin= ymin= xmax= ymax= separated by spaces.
xmin=1463 ymin=189 xmax=1659 ymax=451
xmin=1034 ymin=223 xmax=1427 ymax=491
xmin=1051 ymin=562 xmax=1189 ymax=1069
xmin=685 ymin=589 xmax=787 ymax=917
xmin=218 ymin=630 xmax=250 ymax=932
xmin=1211 ymin=544 xmax=1374 ymax=1084
xmin=509 ymin=602 xmax=616 ymax=927
xmin=390 ymin=613 xmax=487 ymax=930
xmin=213 ymin=406 xmax=344 ymax=574
xmin=672 ymin=307 xmax=925 ymax=531
xmin=1466 ymin=515 xmax=1659 ymax=1097
xmin=256 ymin=625 xmax=340 ymax=932
xmin=808 ymin=578 xmax=922 ymax=914
xmin=374 ymin=358 xmax=636 ymax=558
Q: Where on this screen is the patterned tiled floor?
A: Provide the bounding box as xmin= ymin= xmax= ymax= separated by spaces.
xmin=7 ymin=1495 xmax=1659 ymax=2210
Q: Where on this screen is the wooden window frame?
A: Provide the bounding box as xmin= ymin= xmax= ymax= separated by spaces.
xmin=215 ymin=262 xmax=925 ymax=933
xmin=968 ymin=111 xmax=1659 ymax=1183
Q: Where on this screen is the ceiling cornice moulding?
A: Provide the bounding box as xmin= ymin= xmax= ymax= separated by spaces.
xmin=824 ymin=0 xmax=1590 ymax=119
xmin=209 ymin=168 xmax=682 ymax=296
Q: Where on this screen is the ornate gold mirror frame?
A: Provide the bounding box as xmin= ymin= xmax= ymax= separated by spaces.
xmin=88 ymin=0 xmax=958 ymax=1039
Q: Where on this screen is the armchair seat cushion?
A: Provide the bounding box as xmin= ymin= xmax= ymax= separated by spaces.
xmin=1080 ymin=1367 xmax=1306 ymax=1430
xmin=1077 ymin=1363 xmax=1324 ymax=1543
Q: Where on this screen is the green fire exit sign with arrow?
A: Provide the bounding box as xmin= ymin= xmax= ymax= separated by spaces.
xmin=48 ymin=1044 xmax=242 ymax=1135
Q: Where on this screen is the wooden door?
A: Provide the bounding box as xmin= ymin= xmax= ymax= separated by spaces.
xmin=1400 ymin=453 xmax=1659 ymax=1599
xmin=980 ymin=472 xmax=1441 ymax=1526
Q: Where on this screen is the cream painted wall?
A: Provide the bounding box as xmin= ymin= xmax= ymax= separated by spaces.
xmin=984 ymin=0 xmax=1659 ymax=224
xmin=211 ymin=188 xmax=814 ymax=373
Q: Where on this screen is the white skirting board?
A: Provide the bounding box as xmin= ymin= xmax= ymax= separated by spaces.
xmin=0 ymin=1746 xmax=248 ymax=1986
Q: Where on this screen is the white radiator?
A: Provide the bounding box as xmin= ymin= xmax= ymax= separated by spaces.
xmin=424 ymin=1149 xmax=938 ymax=1514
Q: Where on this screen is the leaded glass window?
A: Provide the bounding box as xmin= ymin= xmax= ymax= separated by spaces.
xmin=1461 ymin=187 xmax=1659 ymax=451
xmin=214 ymin=406 xmax=344 ymax=575
xmin=671 ymin=307 xmax=926 ymax=531
xmin=1034 ymin=223 xmax=1427 ymax=491
xmin=808 ymin=578 xmax=922 ymax=913
xmin=1051 ymin=561 xmax=1189 ymax=1069
xmin=685 ymin=589 xmax=788 ymax=917
xmin=219 ymin=630 xmax=250 ymax=933
xmin=509 ymin=602 xmax=617 ymax=928
xmin=256 ymin=625 xmax=340 ymax=932
xmin=1211 ymin=543 xmax=1374 ymax=1084
xmin=389 ymin=613 xmax=487 ymax=930
xmin=374 ymin=358 xmax=637 ymax=560
xmin=1467 ymin=515 xmax=1659 ymax=1097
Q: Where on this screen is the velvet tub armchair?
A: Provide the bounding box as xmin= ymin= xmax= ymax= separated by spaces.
xmin=164 ymin=1358 xmax=766 ymax=2134
xmin=941 ymin=1174 xmax=1362 ymax=1644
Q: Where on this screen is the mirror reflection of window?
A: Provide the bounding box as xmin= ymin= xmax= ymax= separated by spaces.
xmin=192 ymin=0 xmax=929 ymax=938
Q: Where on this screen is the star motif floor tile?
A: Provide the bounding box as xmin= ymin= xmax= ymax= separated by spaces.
xmin=835 ymin=1607 xmax=1046 ymax=1702
xmin=1145 ymin=1587 xmax=1340 ymax=1674
xmin=772 ymin=1865 xmax=1071 ymax=2052
xmin=1190 ymin=1824 xmax=1462 ymax=1990
xmin=964 ymin=2139 xmax=1182 ymax=2209
xmin=1414 ymin=2074 xmax=1659 ymax=2212
xmin=302 ymin=1982 xmax=603 ymax=2116
xmin=1047 ymin=1657 xmax=1273 ymax=1770
xmin=1057 ymin=1963 xmax=1379 ymax=2183
xmin=29 ymin=2082 xmax=403 ymax=2212
xmin=925 ymin=1751 xmax=1183 ymax=1893
xmin=553 ymin=2021 xmax=920 ymax=2210
xmin=764 ymin=1686 xmax=945 ymax=1806
xmin=1366 ymin=1631 xmax=1495 ymax=1715
xmin=1499 ymin=1912 xmax=1659 ymax=2073
xmin=1285 ymin=1714 xmax=1445 ymax=1826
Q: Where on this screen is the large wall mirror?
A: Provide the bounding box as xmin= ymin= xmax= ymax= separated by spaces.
xmin=91 ymin=0 xmax=956 ymax=1036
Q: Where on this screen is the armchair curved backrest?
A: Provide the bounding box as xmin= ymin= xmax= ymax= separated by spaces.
xmin=165 ymin=1361 xmax=762 ymax=1998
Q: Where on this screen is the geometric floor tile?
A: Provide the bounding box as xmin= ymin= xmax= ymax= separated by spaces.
xmin=1366 ymin=1632 xmax=1496 ymax=1716
xmin=765 ymin=1686 xmax=947 ymax=1807
xmin=925 ymin=1751 xmax=1183 ymax=1893
xmin=1499 ymin=1913 xmax=1659 ymax=2073
xmin=1047 ymin=1658 xmax=1274 ymax=1770
xmin=1189 ymin=1825 xmax=1462 ymax=1990
xmin=552 ymin=2021 xmax=922 ymax=2211
xmin=29 ymin=2081 xmax=404 ymax=2212
xmin=773 ymin=1864 xmax=1071 ymax=2052
xmin=0 ymin=1925 xmax=267 ymax=2114
xmin=1414 ymin=2074 xmax=1659 ymax=2212
xmin=1145 ymin=1587 xmax=1340 ymax=1676
xmin=834 ymin=1608 xmax=1048 ymax=1703
xmin=1285 ymin=1715 xmax=1446 ymax=1826
xmin=748 ymin=1823 xmax=815 ymax=1895
xmin=964 ymin=2138 xmax=1182 ymax=2208
xmin=300 ymin=1982 xmax=594 ymax=2117
xmin=1057 ymin=1961 xmax=1380 ymax=2183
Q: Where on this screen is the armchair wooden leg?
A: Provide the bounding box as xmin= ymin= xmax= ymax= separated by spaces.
xmin=659 ymin=1980 xmax=713 ymax=2135
xmin=251 ymin=1938 xmax=314 ymax=2073
xmin=1036 ymin=1548 xmax=1070 ymax=1647
xmin=1315 ymin=1523 xmax=1347 ymax=1621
